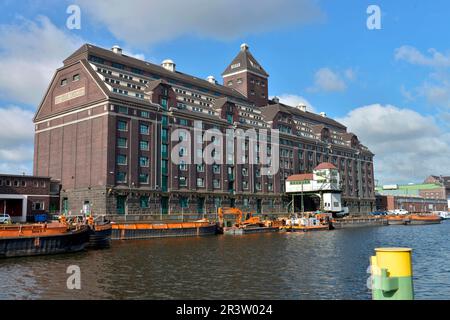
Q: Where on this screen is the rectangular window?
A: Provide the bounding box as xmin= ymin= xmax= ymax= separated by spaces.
xmin=32 ymin=201 xmax=45 ymax=211
xmin=213 ymin=164 xmax=220 ymax=174
xmin=141 ymin=111 xmax=150 ymax=118
xmin=268 ymin=183 xmax=273 ymax=191
xmin=117 ymin=120 xmax=128 ymax=131
xmin=213 ymin=179 xmax=220 ymax=189
xmin=197 ymin=178 xmax=204 ymax=187
xmin=197 ymin=164 xmax=205 ymax=172
xmin=140 ymin=156 xmax=149 ymax=167
xmin=161 ymin=144 xmax=168 ymax=158
xmin=161 ymin=160 xmax=168 ymax=175
xmin=161 ymin=128 xmax=168 ymax=142
xmin=243 ymin=181 xmax=248 ymax=189
xmin=117 ymin=137 xmax=127 ymax=148
xmin=180 ymin=197 xmax=188 ymax=209
xmin=61 ymin=79 xmax=67 ymax=86
xmin=139 ymin=173 xmax=149 ymax=184
xmin=179 ymin=118 xmax=188 ymax=126
xmin=179 ymin=176 xmax=187 ymax=187
xmin=112 ymin=62 xmax=125 ymax=70
xmin=73 ymin=74 xmax=80 ymax=82
xmin=179 ymin=161 xmax=187 ymax=171
xmin=117 ymin=154 xmax=127 ymax=165
xmin=140 ymin=140 xmax=149 ymax=151
xmin=118 ymin=106 xmax=128 ymax=114
xmin=140 ymin=196 xmax=149 ymax=208
xmin=140 ymin=124 xmax=149 ymax=135
xmin=161 ymin=115 xmax=168 ymax=126
xmin=161 ymin=98 xmax=168 ymax=109
xmin=116 ymin=172 xmax=127 ymax=183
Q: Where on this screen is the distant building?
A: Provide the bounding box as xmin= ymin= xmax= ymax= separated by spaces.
xmin=375 ymin=183 xmax=447 ymax=213
xmin=0 ymin=174 xmax=60 ymax=222
xmin=424 ymin=175 xmax=450 ymax=208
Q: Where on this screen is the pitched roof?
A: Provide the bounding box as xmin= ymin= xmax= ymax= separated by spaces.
xmin=222 ymin=44 xmax=269 ymax=78
xmin=260 ymin=102 xmax=347 ymax=130
xmin=64 ymin=44 xmax=248 ymax=102
xmin=315 ymin=162 xmax=337 ymax=170
xmin=287 ymin=174 xmax=314 ymax=181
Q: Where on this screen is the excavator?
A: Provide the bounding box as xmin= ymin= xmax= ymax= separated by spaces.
xmin=217 ymin=207 xmax=282 ymax=234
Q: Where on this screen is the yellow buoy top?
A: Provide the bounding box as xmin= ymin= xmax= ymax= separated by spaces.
xmin=375 ymin=248 xmax=412 ymax=252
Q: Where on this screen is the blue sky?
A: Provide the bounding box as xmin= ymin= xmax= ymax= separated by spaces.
xmin=1 ymin=0 xmax=450 ymax=184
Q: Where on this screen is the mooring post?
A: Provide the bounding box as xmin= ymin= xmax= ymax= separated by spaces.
xmin=370 ymin=247 xmax=414 ymax=300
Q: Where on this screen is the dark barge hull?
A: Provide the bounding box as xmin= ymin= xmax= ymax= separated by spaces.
xmin=88 ymin=224 xmax=112 ymax=249
xmin=409 ymin=220 xmax=441 ymax=225
xmin=0 ymin=226 xmax=90 ymax=258
xmin=112 ymin=224 xmax=217 ymax=240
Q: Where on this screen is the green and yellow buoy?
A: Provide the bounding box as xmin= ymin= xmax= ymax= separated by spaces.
xmin=370 ymin=248 xmax=414 ymax=300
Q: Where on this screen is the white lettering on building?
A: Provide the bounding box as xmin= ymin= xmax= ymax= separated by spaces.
xmin=55 ymin=87 xmax=85 ymax=104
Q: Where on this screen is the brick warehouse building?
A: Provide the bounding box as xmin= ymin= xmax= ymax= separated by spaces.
xmin=0 ymin=174 xmax=60 ymax=222
xmin=33 ymin=43 xmax=375 ymax=217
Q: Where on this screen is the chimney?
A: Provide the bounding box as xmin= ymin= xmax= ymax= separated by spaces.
xmin=161 ymin=59 xmax=176 ymax=72
xmin=112 ymin=45 xmax=122 ymax=55
xmin=297 ymin=103 xmax=307 ymax=112
xmin=207 ymin=75 xmax=216 ymax=84
xmin=240 ymin=43 xmax=249 ymax=51
xmin=320 ymin=112 xmax=327 ymax=117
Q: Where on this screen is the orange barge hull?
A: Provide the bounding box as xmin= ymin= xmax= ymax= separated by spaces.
xmin=0 ymin=224 xmax=90 ymax=258
xmin=409 ymin=215 xmax=442 ymax=225
xmin=111 ymin=222 xmax=217 ymax=240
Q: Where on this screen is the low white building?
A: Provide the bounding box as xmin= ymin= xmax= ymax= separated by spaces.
xmin=286 ymin=163 xmax=342 ymax=213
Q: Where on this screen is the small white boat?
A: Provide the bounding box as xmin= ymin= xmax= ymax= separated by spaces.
xmin=437 ymin=211 xmax=450 ymax=220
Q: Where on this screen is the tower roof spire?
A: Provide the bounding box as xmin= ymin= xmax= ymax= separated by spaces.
xmin=222 ymin=43 xmax=269 ymax=78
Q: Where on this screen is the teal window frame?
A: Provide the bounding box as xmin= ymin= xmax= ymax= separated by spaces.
xmin=140 ymin=196 xmax=149 ymax=208
xmin=117 ymin=154 xmax=127 ymax=165
xmin=117 ymin=120 xmax=128 ymax=131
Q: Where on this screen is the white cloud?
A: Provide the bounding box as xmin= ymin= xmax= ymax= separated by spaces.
xmin=0 ymin=16 xmax=83 ymax=106
xmin=395 ymin=46 xmax=450 ymax=108
xmin=395 ymin=46 xmax=450 ymax=68
xmin=308 ymin=67 xmax=348 ymax=93
xmin=77 ymin=0 xmax=324 ymax=46
xmin=344 ymin=68 xmax=357 ymax=81
xmin=275 ymin=94 xmax=316 ymax=112
xmin=337 ymin=104 xmax=450 ymax=185
xmin=0 ymin=106 xmax=35 ymax=174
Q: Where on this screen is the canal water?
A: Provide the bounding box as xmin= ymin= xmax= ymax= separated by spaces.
xmin=1 ymin=221 xmax=450 ymax=300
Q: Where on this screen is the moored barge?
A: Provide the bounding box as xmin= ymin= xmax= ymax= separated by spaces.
xmin=387 ymin=215 xmax=410 ymax=225
xmin=282 ymin=213 xmax=332 ymax=232
xmin=0 ymin=223 xmax=90 ymax=258
xmin=409 ymin=214 xmax=441 ymax=225
xmin=111 ymin=220 xmax=217 ymax=240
